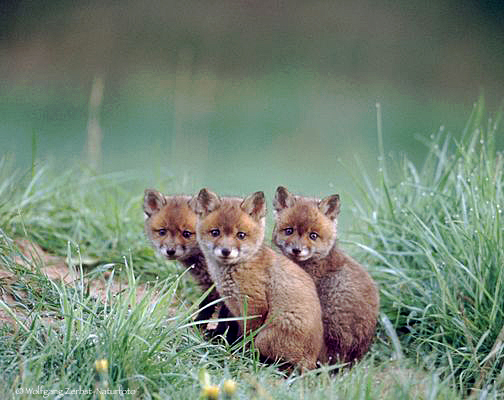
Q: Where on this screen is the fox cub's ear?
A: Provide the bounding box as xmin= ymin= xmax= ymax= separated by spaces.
xmin=273 ymin=186 xmax=295 ymax=212
xmin=241 ymin=191 xmax=266 ymax=220
xmin=318 ymin=194 xmax=340 ymax=220
xmin=190 ymin=188 xmax=221 ymax=216
xmin=144 ymin=189 xmax=166 ymax=218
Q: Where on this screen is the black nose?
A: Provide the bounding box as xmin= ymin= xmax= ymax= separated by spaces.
xmin=166 ymin=249 xmax=176 ymax=256
xmin=292 ymin=248 xmax=301 ymax=255
xmin=221 ymin=248 xmax=231 ymax=257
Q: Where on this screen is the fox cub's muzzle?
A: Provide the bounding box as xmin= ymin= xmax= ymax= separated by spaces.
xmin=283 ymin=242 xmax=312 ymax=262
xmin=157 ymin=243 xmax=187 ymax=260
xmin=213 ymin=245 xmax=240 ymax=263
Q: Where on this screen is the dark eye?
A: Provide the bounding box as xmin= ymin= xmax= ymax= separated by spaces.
xmin=210 ymin=229 xmax=220 ymax=237
xmin=237 ymin=232 xmax=246 ymax=240
xmin=182 ymin=230 xmax=192 ymax=239
xmin=158 ymin=228 xmax=167 ymax=236
xmin=309 ymin=232 xmax=318 ymax=240
xmin=284 ymin=227 xmax=294 ymax=235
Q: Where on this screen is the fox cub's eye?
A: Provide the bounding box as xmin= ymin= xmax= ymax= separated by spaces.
xmin=309 ymin=232 xmax=318 ymax=240
xmin=210 ymin=229 xmax=220 ymax=237
xmin=158 ymin=228 xmax=167 ymax=236
xmin=284 ymin=227 xmax=294 ymax=235
xmin=237 ymin=232 xmax=246 ymax=240
xmin=182 ymin=230 xmax=192 ymax=239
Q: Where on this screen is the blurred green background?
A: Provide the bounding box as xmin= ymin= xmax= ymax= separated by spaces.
xmin=1 ymin=0 xmax=503 ymax=225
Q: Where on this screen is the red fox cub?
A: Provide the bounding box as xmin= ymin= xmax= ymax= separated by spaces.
xmin=190 ymin=189 xmax=323 ymax=370
xmin=143 ymin=189 xmax=237 ymax=338
xmin=272 ymin=186 xmax=379 ymax=365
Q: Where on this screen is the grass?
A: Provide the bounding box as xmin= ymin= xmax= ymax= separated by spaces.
xmin=350 ymin=98 xmax=504 ymax=397
xmin=0 ymin=99 xmax=502 ymax=398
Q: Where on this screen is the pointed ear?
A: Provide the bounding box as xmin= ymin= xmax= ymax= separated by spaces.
xmin=190 ymin=188 xmax=221 ymax=216
xmin=318 ymin=194 xmax=340 ymax=220
xmin=187 ymin=195 xmax=199 ymax=214
xmin=144 ymin=189 xmax=166 ymax=218
xmin=273 ymin=186 xmax=295 ymax=212
xmin=241 ymin=191 xmax=266 ymax=220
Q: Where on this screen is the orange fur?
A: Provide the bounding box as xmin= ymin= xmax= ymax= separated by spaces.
xmin=144 ymin=190 xmax=211 ymax=288
xmin=273 ymin=186 xmax=380 ymax=365
xmin=143 ymin=189 xmax=237 ymax=337
xmin=192 ymin=189 xmax=323 ymax=370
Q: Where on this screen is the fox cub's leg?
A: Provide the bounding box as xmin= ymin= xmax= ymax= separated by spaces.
xmin=194 ymin=291 xmax=218 ymax=323
xmin=195 ymin=293 xmax=240 ymax=343
xmin=212 ymin=304 xmax=240 ymax=344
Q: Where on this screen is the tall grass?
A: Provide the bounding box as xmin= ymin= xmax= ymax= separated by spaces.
xmin=352 ymin=99 xmax=504 ymax=395
xmin=0 ymin=161 xmax=168 ymax=278
xmin=0 ymin=240 xmax=249 ymax=398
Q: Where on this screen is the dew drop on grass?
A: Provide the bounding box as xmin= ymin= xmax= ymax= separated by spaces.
xmin=86 ymin=334 xmax=99 ymax=347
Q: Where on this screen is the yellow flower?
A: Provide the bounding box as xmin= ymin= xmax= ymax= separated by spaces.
xmin=95 ymin=359 xmax=109 ymax=373
xmin=223 ymin=380 xmax=237 ymax=396
xmin=201 ymin=385 xmax=219 ymax=400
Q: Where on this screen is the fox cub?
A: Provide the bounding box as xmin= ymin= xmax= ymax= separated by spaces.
xmin=143 ymin=189 xmax=237 ymax=337
xmin=273 ymin=186 xmax=379 ymax=365
xmin=190 ymin=189 xmax=323 ymax=370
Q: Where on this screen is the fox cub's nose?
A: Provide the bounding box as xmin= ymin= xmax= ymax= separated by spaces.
xmin=166 ymin=248 xmax=176 ymax=256
xmin=221 ymin=248 xmax=231 ymax=257
xmin=292 ymin=248 xmax=302 ymax=255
